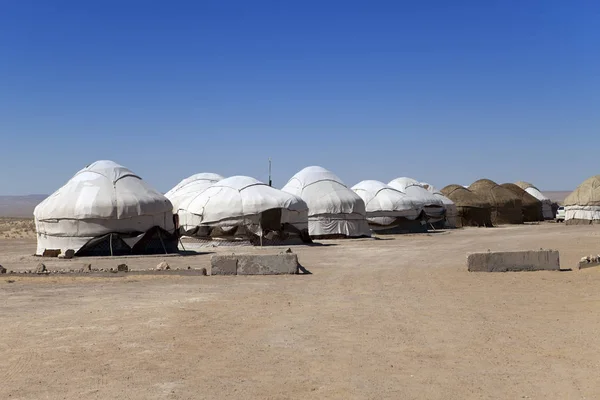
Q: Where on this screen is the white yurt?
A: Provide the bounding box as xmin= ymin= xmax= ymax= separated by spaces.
xmin=281 ymin=166 xmax=371 ymax=238
xmin=563 ymin=175 xmax=600 ymax=225
xmin=420 ymin=182 xmax=458 ymax=228
xmin=352 ymin=180 xmax=425 ymax=233
xmin=515 ymin=181 xmax=554 ymax=219
xmin=34 ymin=160 xmax=177 ymax=256
xmin=177 ymin=176 xmax=310 ymax=243
xmin=165 ymin=172 xmax=224 ymax=211
xmin=388 ymin=177 xmax=445 ymax=222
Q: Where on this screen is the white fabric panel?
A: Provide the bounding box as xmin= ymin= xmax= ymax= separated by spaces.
xmin=518 ymin=183 xmax=553 ymax=220
xmin=352 ymin=180 xmax=422 ymax=220
xmin=282 ymin=166 xmax=370 ymax=237
xmin=523 ymin=187 xmax=553 ymax=219
xmin=388 ymin=177 xmax=445 ymax=221
xmin=177 ymin=176 xmax=308 ymax=232
xmin=565 ymin=206 xmax=600 ymax=222
xmin=35 ymin=161 xmax=171 ymax=220
xmin=308 ymin=215 xmax=370 ymax=237
xmin=282 ymin=166 xmax=366 ymax=215
xmin=34 ymin=160 xmax=174 ymax=255
xmin=165 ymin=173 xmax=224 ymax=211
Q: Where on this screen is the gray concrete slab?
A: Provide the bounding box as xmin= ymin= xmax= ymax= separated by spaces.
xmin=211 ymin=253 xmax=299 ymax=275
xmin=467 ymin=250 xmax=560 ymax=272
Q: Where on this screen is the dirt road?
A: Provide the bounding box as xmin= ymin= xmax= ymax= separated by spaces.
xmin=1 ymin=224 xmax=600 ymax=399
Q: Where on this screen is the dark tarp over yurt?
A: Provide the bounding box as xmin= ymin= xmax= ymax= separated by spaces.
xmin=564 ymin=175 xmax=600 ymax=225
xmin=500 ymin=183 xmax=544 ymax=222
xmin=440 ymin=185 xmax=493 ymax=227
xmin=468 ymin=179 xmax=523 ymax=225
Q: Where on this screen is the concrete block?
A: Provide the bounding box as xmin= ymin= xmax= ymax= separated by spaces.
xmin=467 ymin=250 xmax=560 ymax=272
xmin=237 ymin=254 xmax=298 ymax=275
xmin=210 ymin=254 xmax=299 ymax=275
xmin=578 ymin=255 xmax=600 ymax=270
xmin=210 ymin=256 xmax=238 ymax=275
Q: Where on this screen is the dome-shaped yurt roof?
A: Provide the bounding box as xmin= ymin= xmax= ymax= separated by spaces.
xmin=388 ymin=177 xmax=445 ymax=222
xmin=440 ymin=184 xmax=493 ymax=227
xmin=34 ymin=160 xmax=177 ymax=256
xmin=500 ymin=183 xmax=543 ymax=222
xmin=352 ymin=180 xmax=421 ymax=219
xmin=515 ymin=181 xmax=554 ymax=219
xmin=563 ymin=175 xmax=600 ymax=224
xmin=178 ymin=176 xmax=309 ymax=240
xmin=165 ymin=172 xmax=224 ymax=211
xmin=352 ymin=180 xmax=426 ymax=233
xmin=468 ymin=179 xmax=523 ymax=225
xmin=282 ymin=166 xmax=370 ymax=238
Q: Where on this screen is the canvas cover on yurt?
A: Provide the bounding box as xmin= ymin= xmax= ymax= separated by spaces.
xmin=352 ymin=180 xmax=425 ymax=233
xmin=281 ymin=166 xmax=370 ymax=238
xmin=440 ymin=185 xmax=493 ymax=227
xmin=420 ymin=182 xmax=459 ymax=228
xmin=165 ymin=173 xmax=224 ymax=211
xmin=563 ymin=175 xmax=600 ymax=224
xmin=515 ymin=181 xmax=554 ymax=219
xmin=388 ymin=177 xmax=445 ymax=222
xmin=500 ymin=183 xmax=543 ymax=222
xmin=177 ymin=176 xmax=310 ymax=242
xmin=469 ymin=179 xmax=523 ymax=225
xmin=34 ymin=160 xmax=177 ymax=256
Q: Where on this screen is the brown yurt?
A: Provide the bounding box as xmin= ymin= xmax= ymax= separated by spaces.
xmin=440 ymin=185 xmax=493 ymax=227
xmin=500 ymin=183 xmax=544 ymax=222
xmin=564 ymin=175 xmax=600 ymax=225
xmin=468 ymin=179 xmax=523 ymax=225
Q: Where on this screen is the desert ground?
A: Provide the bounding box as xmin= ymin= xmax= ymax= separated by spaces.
xmin=2 ymin=220 xmax=600 ymax=399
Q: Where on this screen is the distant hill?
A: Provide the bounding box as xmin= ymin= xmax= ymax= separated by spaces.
xmin=542 ymin=191 xmax=571 ymax=204
xmin=0 ymin=195 xmax=47 ymax=218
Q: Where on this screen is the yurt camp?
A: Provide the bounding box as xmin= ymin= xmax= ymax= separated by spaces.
xmin=515 ymin=181 xmax=554 ymax=219
xmin=352 ymin=180 xmax=425 ymax=233
xmin=165 ymin=172 xmax=224 ymax=211
xmin=500 ymin=183 xmax=544 ymax=222
xmin=420 ymin=182 xmax=458 ymax=228
xmin=282 ymin=166 xmax=370 ymax=238
xmin=388 ymin=178 xmax=445 ymax=223
xmin=34 ymin=160 xmax=178 ymax=256
xmin=440 ymin=184 xmax=493 ymax=227
xmin=563 ymin=175 xmax=600 ymax=225
xmin=468 ymin=179 xmax=523 ymax=225
xmin=177 ymin=176 xmax=310 ymax=244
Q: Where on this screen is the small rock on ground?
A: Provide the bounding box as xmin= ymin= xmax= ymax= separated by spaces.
xmin=35 ymin=263 xmax=47 ymax=274
xmin=156 ymin=262 xmax=170 ymax=271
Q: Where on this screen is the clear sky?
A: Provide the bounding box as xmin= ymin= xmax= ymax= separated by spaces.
xmin=1 ymin=0 xmax=598 ymax=195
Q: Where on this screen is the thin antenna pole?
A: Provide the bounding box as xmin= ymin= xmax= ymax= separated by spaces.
xmin=268 ymin=158 xmax=272 ymax=187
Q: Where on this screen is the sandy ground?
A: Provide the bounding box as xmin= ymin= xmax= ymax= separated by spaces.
xmin=2 ymin=223 xmax=600 ymax=399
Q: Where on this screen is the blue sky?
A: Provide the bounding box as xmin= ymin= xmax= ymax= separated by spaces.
xmin=1 ymin=0 xmax=598 ymax=195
